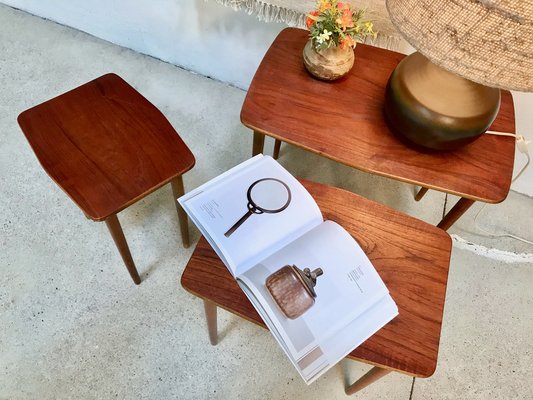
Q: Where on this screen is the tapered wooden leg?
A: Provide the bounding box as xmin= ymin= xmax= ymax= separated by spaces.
xmin=415 ymin=187 xmax=429 ymax=201
xmin=204 ymin=300 xmax=218 ymax=345
xmin=171 ymin=176 xmax=190 ymax=248
xmin=437 ymin=197 xmax=475 ymax=231
xmin=345 ymin=366 xmax=391 ymax=395
xmin=273 ymin=139 xmax=282 ymax=159
xmin=105 ymin=214 xmax=141 ymax=285
xmin=252 ymin=130 xmax=265 ymax=156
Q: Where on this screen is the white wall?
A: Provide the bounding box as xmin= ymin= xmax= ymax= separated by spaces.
xmin=2 ymin=0 xmax=531 ymax=196
xmin=2 ymin=0 xmax=285 ymax=89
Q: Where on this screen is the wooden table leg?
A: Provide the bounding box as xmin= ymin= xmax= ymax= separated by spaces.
xmin=345 ymin=366 xmax=391 ymax=395
xmin=437 ymin=197 xmax=475 ymax=231
xmin=171 ymin=176 xmax=190 ymax=248
xmin=105 ymin=214 xmax=141 ymax=285
xmin=273 ymin=139 xmax=282 ymax=160
xmin=204 ymin=300 xmax=218 ymax=346
xmin=415 ymin=187 xmax=429 ymax=201
xmin=252 ymin=130 xmax=265 ymax=156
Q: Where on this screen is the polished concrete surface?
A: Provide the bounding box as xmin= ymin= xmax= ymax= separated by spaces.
xmin=1 ymin=4 xmax=532 ymax=399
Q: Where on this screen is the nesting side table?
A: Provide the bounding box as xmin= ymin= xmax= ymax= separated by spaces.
xmin=18 ymin=73 xmax=195 ymax=284
xmin=182 ymin=179 xmax=452 ymax=395
xmin=241 ymin=28 xmax=516 ymax=230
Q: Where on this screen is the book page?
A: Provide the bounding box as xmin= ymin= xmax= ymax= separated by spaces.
xmin=179 ymin=155 xmax=323 ymax=276
xmin=306 ymin=295 xmax=398 ymax=384
xmin=237 ymin=221 xmax=394 ymax=382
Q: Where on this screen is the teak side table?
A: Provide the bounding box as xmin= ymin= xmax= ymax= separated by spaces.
xmin=181 ymin=179 xmax=452 ymax=395
xmin=18 ymin=73 xmax=195 ymax=285
xmin=241 ymin=28 xmax=516 ymax=230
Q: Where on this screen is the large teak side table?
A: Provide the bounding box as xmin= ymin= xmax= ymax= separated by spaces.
xmin=241 ymin=28 xmax=516 ymax=230
xmin=181 ymin=179 xmax=452 ymax=395
xmin=18 ymin=73 xmax=195 ymax=285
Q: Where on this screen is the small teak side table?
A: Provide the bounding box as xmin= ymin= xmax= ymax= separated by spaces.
xmin=18 ymin=73 xmax=195 ymax=285
xmin=241 ymin=28 xmax=516 ymax=230
xmin=181 ymin=179 xmax=452 ymax=395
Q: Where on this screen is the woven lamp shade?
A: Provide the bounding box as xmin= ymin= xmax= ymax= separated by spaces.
xmin=386 ymin=0 xmax=533 ymax=92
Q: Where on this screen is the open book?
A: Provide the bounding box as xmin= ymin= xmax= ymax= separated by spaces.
xmin=179 ymin=155 xmax=398 ymax=384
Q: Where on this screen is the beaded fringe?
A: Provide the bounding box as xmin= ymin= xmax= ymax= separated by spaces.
xmin=210 ymin=0 xmax=402 ymax=50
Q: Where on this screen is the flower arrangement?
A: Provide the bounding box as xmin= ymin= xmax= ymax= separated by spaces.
xmin=306 ymin=0 xmax=377 ymax=51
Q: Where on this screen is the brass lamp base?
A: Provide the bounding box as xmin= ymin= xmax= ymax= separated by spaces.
xmin=384 ymin=52 xmax=501 ymax=151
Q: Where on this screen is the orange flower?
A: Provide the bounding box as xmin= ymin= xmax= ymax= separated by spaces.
xmin=337 ymin=2 xmax=350 ymax=11
xmin=340 ymin=35 xmax=354 ymax=49
xmin=306 ymin=11 xmax=320 ymax=29
xmin=336 ymin=9 xmax=354 ymax=29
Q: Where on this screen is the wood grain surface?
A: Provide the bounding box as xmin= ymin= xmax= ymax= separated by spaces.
xmin=241 ymin=28 xmax=516 ymax=203
xmin=181 ymin=179 xmax=452 ymax=378
xmin=18 ymin=73 xmax=195 ymax=221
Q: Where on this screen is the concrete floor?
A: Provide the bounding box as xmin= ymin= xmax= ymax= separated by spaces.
xmin=1 ymin=4 xmax=532 ymax=399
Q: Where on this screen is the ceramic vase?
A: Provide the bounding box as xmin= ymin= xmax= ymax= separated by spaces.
xmin=303 ymin=40 xmax=355 ymax=81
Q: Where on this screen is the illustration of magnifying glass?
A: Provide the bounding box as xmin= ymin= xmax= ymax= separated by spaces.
xmin=224 ymin=178 xmax=292 ymax=238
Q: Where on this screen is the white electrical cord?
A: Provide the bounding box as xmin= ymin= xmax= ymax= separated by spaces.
xmin=471 ymin=131 xmax=532 ymax=245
